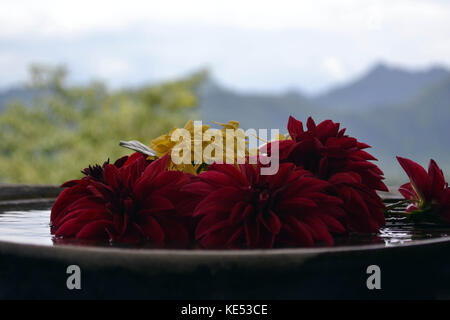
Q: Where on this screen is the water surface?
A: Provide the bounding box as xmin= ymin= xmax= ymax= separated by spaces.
xmin=0 ymin=208 xmax=449 ymax=248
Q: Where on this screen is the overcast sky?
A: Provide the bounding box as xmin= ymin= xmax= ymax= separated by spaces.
xmin=0 ymin=0 xmax=449 ymax=93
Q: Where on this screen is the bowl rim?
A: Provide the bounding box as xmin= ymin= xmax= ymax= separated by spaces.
xmin=1 ymin=235 xmax=449 ymax=257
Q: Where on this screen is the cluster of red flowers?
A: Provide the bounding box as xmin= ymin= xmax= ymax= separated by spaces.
xmin=52 ymin=115 xmax=448 ymax=249
xmin=51 ymin=116 xmax=388 ymax=248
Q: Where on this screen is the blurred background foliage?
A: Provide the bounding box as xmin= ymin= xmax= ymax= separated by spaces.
xmin=0 ymin=64 xmax=206 ymax=184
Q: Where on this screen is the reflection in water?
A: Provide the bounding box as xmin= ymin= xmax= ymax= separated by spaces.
xmin=0 ymin=208 xmax=449 ymax=248
xmin=0 ymin=210 xmax=52 ymax=245
xmin=335 ymin=215 xmax=450 ymax=247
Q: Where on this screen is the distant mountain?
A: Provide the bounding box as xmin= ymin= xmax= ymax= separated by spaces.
xmin=199 ymin=80 xmax=318 ymax=130
xmin=313 ymin=63 xmax=450 ymax=110
xmin=356 ymin=74 xmax=450 ymax=160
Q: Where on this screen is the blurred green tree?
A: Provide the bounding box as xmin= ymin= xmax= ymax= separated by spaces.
xmin=0 ymin=64 xmax=207 ymax=184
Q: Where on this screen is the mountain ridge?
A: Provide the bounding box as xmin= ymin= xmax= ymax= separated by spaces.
xmin=313 ymin=62 xmax=450 ymax=110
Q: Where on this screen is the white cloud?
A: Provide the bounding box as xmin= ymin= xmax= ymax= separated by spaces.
xmin=0 ymin=52 xmax=29 ymax=86
xmin=91 ymin=57 xmax=133 ymax=79
xmin=0 ymin=0 xmax=449 ymax=92
xmin=0 ymin=0 xmax=448 ymax=36
xmin=322 ymin=57 xmax=345 ymax=80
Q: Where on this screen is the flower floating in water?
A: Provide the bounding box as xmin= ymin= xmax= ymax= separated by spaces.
xmin=266 ymin=116 xmax=387 ymax=233
xmin=51 ymin=154 xmax=191 ymax=246
xmin=397 ymin=157 xmax=450 ymax=223
xmin=184 ymin=162 xmax=346 ymax=248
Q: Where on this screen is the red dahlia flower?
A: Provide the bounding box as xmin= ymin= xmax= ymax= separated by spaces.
xmin=185 ymin=162 xmax=346 ymax=248
xmin=267 ymin=116 xmax=387 ymax=232
xmin=397 ymin=157 xmax=450 ymax=223
xmin=51 ymin=154 xmax=191 ymax=246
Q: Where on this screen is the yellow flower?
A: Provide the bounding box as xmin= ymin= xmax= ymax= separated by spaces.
xmin=208 ymin=121 xmax=248 ymax=166
xmin=149 ymin=120 xmax=248 ymax=174
xmin=149 ymin=120 xmax=210 ymax=174
xmin=275 ymin=133 xmax=290 ymax=140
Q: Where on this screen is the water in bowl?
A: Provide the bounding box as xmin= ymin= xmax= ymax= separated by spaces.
xmin=0 ymin=210 xmax=52 ymax=245
xmin=0 ymin=207 xmax=449 ymax=248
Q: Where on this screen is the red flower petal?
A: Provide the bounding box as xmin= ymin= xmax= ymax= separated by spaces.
xmin=55 ymin=218 xmax=85 ymax=237
xmin=397 ymin=156 xmax=431 ymax=200
xmin=287 ymin=115 xmax=304 ymax=139
xmin=140 ymin=215 xmax=165 ymax=244
xmin=303 ymin=215 xmax=334 ymax=245
xmin=244 ymin=218 xmax=261 ymax=248
xmin=194 ymin=186 xmax=246 ymax=217
xmin=277 ymin=197 xmax=318 ymax=211
xmin=428 ymin=159 xmax=446 ymax=199
xmin=318 ymin=213 xmax=346 ymax=234
xmin=281 ymin=215 xmax=314 ymax=246
xmin=76 ymin=220 xmax=113 ymax=240
xmin=103 ymin=164 xmax=121 ymax=190
xmin=258 ymin=210 xmax=282 ymax=235
xmin=398 ymin=183 xmax=417 ymax=201
xmin=157 ymin=216 xmax=190 ymax=246
xmin=306 ymin=117 xmax=316 ymax=131
xmin=196 ymin=211 xmax=230 ymax=238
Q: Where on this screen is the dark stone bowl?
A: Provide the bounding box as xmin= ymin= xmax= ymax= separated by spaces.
xmin=0 ymin=185 xmax=449 ymax=299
